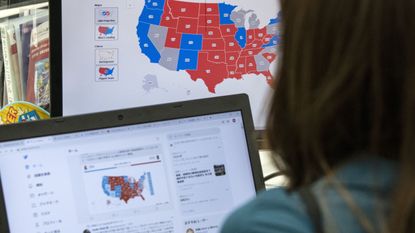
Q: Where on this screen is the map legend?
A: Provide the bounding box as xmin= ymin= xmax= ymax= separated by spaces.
xmin=95 ymin=7 xmax=119 ymax=40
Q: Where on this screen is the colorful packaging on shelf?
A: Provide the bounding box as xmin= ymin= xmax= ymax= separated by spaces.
xmin=0 ymin=101 xmax=49 ymax=124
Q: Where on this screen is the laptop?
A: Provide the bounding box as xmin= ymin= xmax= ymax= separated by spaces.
xmin=0 ymin=94 xmax=264 ymax=233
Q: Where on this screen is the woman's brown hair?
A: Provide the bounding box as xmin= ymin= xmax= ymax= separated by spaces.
xmin=267 ymin=0 xmax=415 ymax=232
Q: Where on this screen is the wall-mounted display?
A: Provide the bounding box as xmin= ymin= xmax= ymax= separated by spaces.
xmin=51 ymin=0 xmax=281 ymax=129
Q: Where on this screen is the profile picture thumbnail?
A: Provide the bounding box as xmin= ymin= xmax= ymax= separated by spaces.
xmin=214 ymin=164 xmax=226 ymax=176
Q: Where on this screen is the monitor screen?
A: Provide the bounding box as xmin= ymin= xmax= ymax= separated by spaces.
xmin=0 ymin=111 xmax=258 ymax=232
xmin=54 ymin=0 xmax=281 ymax=129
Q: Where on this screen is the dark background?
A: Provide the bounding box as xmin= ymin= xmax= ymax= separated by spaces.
xmin=0 ymin=0 xmax=43 ymax=9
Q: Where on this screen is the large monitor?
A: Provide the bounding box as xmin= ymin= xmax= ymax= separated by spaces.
xmin=50 ymin=0 xmax=281 ymax=128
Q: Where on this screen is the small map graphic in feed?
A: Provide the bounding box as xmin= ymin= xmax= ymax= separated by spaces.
xmin=102 ymin=173 xmax=154 ymax=203
xmin=79 ymin=147 xmax=171 ymax=217
xmin=137 ymin=0 xmax=281 ymax=93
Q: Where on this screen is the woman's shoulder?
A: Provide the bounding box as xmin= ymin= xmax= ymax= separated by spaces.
xmin=220 ymin=156 xmax=398 ymax=233
xmin=221 ymin=188 xmax=313 ymax=233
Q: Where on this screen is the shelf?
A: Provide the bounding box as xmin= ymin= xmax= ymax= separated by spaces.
xmin=0 ymin=1 xmax=47 ymax=19
xmin=0 ymin=0 xmax=50 ymax=122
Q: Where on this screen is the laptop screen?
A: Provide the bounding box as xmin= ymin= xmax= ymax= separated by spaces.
xmin=0 ymin=111 xmax=257 ymax=233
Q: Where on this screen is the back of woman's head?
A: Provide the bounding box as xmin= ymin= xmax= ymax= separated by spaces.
xmin=268 ymin=0 xmax=415 ymax=232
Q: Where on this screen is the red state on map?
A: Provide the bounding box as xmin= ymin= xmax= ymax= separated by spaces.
xmin=226 ymin=52 xmax=239 ymax=65
xmin=245 ymin=39 xmax=263 ymax=50
xmin=177 ymin=17 xmax=199 ymax=34
xmin=254 ymin=28 xmax=267 ymax=40
xmin=199 ymin=3 xmax=219 ymax=15
xmin=220 ymin=24 xmax=238 ymax=37
xmin=186 ymin=52 xmax=229 ymax=93
xmin=263 ymin=52 xmax=277 ymax=63
xmin=207 ymin=51 xmax=226 ymax=63
xmin=227 ymin=65 xmax=242 ymax=80
xmin=165 ymin=28 xmax=182 ymax=48
xmin=202 ymin=38 xmax=225 ymax=51
xmin=247 ymin=29 xmax=256 ymax=44
xmin=246 ymin=56 xmax=258 ymax=73
xmin=160 ymin=0 xmax=179 ymax=28
xmin=198 ymin=27 xmax=222 ymax=39
xmin=169 ymin=0 xmax=200 ymax=18
xmin=198 ymin=14 xmax=220 ymax=27
xmin=160 ymin=13 xmax=179 ymax=28
xmin=236 ymin=57 xmax=247 ymax=74
xmin=240 ymin=48 xmax=262 ymax=57
xmin=223 ymin=36 xmax=241 ymax=52
xmin=108 ymin=176 xmax=145 ymax=203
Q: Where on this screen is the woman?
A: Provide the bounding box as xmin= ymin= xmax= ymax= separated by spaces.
xmin=221 ymin=0 xmax=415 ymax=232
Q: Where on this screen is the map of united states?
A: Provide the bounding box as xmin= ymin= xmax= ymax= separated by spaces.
xmin=102 ymin=175 xmax=146 ymax=203
xmin=137 ymin=0 xmax=281 ymax=93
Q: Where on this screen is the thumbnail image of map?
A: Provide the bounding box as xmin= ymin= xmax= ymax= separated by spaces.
xmin=102 ymin=173 xmax=154 ymax=203
xmin=80 ymin=159 xmax=171 ymax=217
xmin=137 ymin=0 xmax=281 ymax=93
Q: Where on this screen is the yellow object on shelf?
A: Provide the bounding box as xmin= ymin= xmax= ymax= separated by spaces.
xmin=0 ymin=101 xmax=49 ymax=124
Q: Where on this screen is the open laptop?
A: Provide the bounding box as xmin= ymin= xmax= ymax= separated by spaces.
xmin=0 ymin=94 xmax=264 ymax=233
